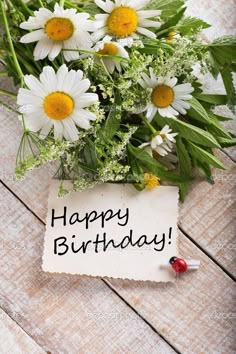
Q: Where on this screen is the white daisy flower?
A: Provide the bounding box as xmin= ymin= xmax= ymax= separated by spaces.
xmin=94 ymin=36 xmax=129 ymax=73
xmin=140 ymin=125 xmax=178 ymax=157
xmin=17 ymin=64 xmax=99 ymax=142
xmin=20 ymin=3 xmax=95 ymax=61
xmin=92 ymin=0 xmax=161 ymax=44
xmin=152 ymin=125 xmax=178 ymax=147
xmin=139 ymin=69 xmax=194 ymax=120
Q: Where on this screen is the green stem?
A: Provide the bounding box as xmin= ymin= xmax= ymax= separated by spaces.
xmin=140 ymin=115 xmax=156 ymax=134
xmin=17 ymin=0 xmax=33 ymax=15
xmin=17 ymin=55 xmax=35 ymax=75
xmin=22 ymin=114 xmax=27 ymax=132
xmin=63 ymin=48 xmax=126 ymax=61
xmin=99 ymin=58 xmax=113 ymax=80
xmin=64 ymin=0 xmax=78 ymax=9
xmin=60 ymin=0 xmax=65 ymax=6
xmin=38 ymin=0 xmax=44 ymax=7
xmin=0 ymin=89 xmax=17 ymax=98
xmin=156 ymin=27 xmax=175 ymax=37
xmin=1 ymin=0 xmax=24 ymax=86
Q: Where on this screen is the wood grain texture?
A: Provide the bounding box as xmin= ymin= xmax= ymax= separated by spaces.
xmin=179 ymin=150 xmax=236 ymax=277
xmin=0 ymin=1 xmax=235 ymax=352
xmin=0 ymin=183 xmax=176 ymax=354
xmin=0 ymin=309 xmax=46 ymax=354
xmin=186 ymin=0 xmax=236 ymax=39
xmin=0 ymin=103 xmax=235 ymax=275
xmin=107 ymin=231 xmax=236 ymax=354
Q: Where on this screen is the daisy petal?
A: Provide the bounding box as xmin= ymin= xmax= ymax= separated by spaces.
xmin=17 ymin=88 xmax=43 ymax=106
xmin=165 ymin=77 xmax=178 ymax=88
xmin=69 ymin=79 xmax=91 ymax=96
xmin=20 ymin=29 xmax=45 ymax=43
xmin=136 ymin=27 xmax=156 ymax=39
xmin=40 ymin=66 xmax=57 ymax=92
xmin=34 ymin=38 xmax=53 ymax=61
xmin=171 ymin=102 xmax=187 ymax=115
xmin=24 ymin=75 xmax=45 ymax=97
xmin=132 ymin=0 xmax=152 ymax=10
xmin=49 ymin=42 xmax=63 ymax=61
xmin=53 ymin=121 xmax=64 ymax=140
xmin=56 ymin=64 xmax=69 ymax=91
xmin=137 ymin=10 xmax=161 ymax=19
xmin=71 ymin=111 xmax=91 ymax=130
xmin=146 ymin=104 xmax=157 ymax=121
xmin=76 ymin=93 xmax=99 ymax=108
xmin=138 ymin=19 xmax=160 ymax=28
xmin=173 ymin=83 xmax=194 ymax=95
xmin=95 ymin=0 xmax=115 ymax=13
xmin=24 ymin=113 xmax=48 ymax=132
xmin=39 ymin=120 xmax=53 ymax=139
xmin=62 ymin=118 xmax=79 ymax=142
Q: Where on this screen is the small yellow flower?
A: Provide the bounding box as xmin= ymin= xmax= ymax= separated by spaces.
xmin=166 ymin=31 xmax=176 ymax=43
xmin=144 ymin=173 xmax=160 ymax=189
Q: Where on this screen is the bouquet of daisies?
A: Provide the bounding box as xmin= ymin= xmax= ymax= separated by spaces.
xmin=0 ymin=0 xmax=235 ymax=200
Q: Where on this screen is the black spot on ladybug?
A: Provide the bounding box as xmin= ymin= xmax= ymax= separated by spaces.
xmin=169 ymin=256 xmax=177 ymax=265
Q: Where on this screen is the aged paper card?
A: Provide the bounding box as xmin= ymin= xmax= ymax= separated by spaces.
xmin=42 ymin=180 xmax=179 ymax=282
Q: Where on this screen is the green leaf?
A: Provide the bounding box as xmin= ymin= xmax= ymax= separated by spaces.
xmin=217 ymin=137 xmax=236 ymax=148
xmin=186 ymin=141 xmax=225 ymax=169
xmin=206 ymin=110 xmax=232 ymax=139
xmin=127 ymin=149 xmax=145 ymax=190
xmin=209 ymin=36 xmax=236 ymax=66
xmin=193 ymin=93 xmax=228 ymax=105
xmin=176 ymin=137 xmax=192 ymax=201
xmin=99 ymin=94 xmax=121 ymax=142
xmin=147 ymin=0 xmax=185 ymax=20
xmin=128 ymin=144 xmax=191 ymax=183
xmin=195 ymin=159 xmax=214 ymax=183
xmin=157 ymin=7 xmax=186 ymax=33
xmin=220 ymin=66 xmax=236 ymax=112
xmin=82 ymin=139 xmax=99 ymax=172
xmin=155 ymin=116 xmax=220 ymax=148
xmin=138 ymin=40 xmax=174 ymax=54
xmin=210 ymin=113 xmax=233 ymax=122
xmin=177 ymin=17 xmax=211 ymax=35
xmin=188 ymin=97 xmax=210 ymax=123
xmin=75 ymin=0 xmax=101 ymax=16
xmin=133 ymin=126 xmax=151 ymax=143
xmin=128 ymin=148 xmax=144 ymax=183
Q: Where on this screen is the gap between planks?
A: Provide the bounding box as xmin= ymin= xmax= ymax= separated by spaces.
xmin=1 ymin=146 xmax=235 ymax=282
xmin=0 ymin=179 xmax=180 ymax=354
xmin=0 ymin=305 xmax=47 ymax=354
xmin=0 ymin=147 xmax=234 ymax=352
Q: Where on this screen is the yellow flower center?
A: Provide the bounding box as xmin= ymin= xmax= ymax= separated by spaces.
xmin=98 ymin=43 xmax=119 ymax=56
xmin=160 ymin=133 xmax=167 ymax=139
xmin=151 ymin=85 xmax=174 ymax=108
xmin=107 ymin=6 xmax=138 ymax=38
xmin=45 ymin=17 xmax=74 ymax=41
xmin=144 ymin=173 xmax=160 ymax=190
xmin=44 ymin=92 xmax=74 ymax=120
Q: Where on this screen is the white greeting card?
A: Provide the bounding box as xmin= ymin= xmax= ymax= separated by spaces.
xmin=42 ymin=180 xmax=179 ymax=282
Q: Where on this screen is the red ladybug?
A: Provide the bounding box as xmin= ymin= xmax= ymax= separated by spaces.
xmin=169 ymin=257 xmax=188 ymax=273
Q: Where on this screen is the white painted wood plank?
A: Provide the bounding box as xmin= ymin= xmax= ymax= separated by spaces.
xmin=0 ymin=309 xmax=45 ymax=354
xmin=0 ymin=183 xmax=176 ymax=354
xmin=107 ymin=231 xmax=236 ymax=354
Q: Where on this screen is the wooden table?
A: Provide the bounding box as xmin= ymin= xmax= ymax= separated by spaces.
xmin=0 ymin=1 xmax=235 ymax=353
